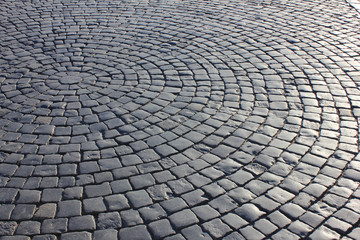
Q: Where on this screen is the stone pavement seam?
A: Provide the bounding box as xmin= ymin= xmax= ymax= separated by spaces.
xmin=346 ymin=0 xmax=360 ymax=13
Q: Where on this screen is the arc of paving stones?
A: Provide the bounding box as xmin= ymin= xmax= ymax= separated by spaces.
xmin=0 ymin=0 xmax=360 ymax=239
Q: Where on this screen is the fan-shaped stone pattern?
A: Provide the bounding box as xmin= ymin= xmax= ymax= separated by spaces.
xmin=0 ymin=0 xmax=360 ymax=239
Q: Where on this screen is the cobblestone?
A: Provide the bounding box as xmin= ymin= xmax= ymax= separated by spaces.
xmin=15 ymin=221 xmax=41 ymax=235
xmin=1 ymin=0 xmax=360 ymax=238
xmin=97 ymin=212 xmax=122 ymax=230
xmin=118 ymin=225 xmax=152 ymax=240
xmin=68 ymin=215 xmax=96 ymax=231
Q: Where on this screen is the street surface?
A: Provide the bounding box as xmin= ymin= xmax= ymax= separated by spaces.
xmin=0 ymin=0 xmax=360 ymax=239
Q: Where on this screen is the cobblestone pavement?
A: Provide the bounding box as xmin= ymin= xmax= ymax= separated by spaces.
xmin=0 ymin=0 xmax=360 ymax=239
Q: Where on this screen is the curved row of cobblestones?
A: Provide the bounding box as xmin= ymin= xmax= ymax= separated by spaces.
xmin=0 ymin=0 xmax=360 ymax=239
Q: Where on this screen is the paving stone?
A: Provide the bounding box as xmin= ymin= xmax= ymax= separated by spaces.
xmin=62 ymin=187 xmax=83 ymax=200
xmin=169 ymin=209 xmax=199 ymax=229
xmin=163 ymin=234 xmax=186 ymax=240
xmin=0 ymin=205 xmax=14 ymax=220
xmin=235 ymin=203 xmax=265 ymax=223
xmin=84 ymin=182 xmax=112 ymax=198
xmin=160 ymin=197 xmax=188 ymax=215
xmin=303 ymin=183 xmax=328 ymax=198
xmin=129 ymin=173 xmax=156 ymax=189
xmin=32 ymin=235 xmax=57 ymax=240
xmin=299 ymin=211 xmax=325 ymax=228
xmin=333 ymin=207 xmax=360 ymax=224
xmin=0 ymin=164 xmax=17 ymax=177
xmin=41 ymin=218 xmax=67 ymax=234
xmin=0 ymin=188 xmax=18 ymax=203
xmin=33 ymin=165 xmax=57 ymax=177
xmin=112 ymin=166 xmax=138 ymax=180
xmin=240 ymin=225 xmax=265 ymax=239
xmin=97 ymin=212 xmax=122 ymax=229
xmin=61 ymin=232 xmax=92 ymax=240
xmin=23 ymin=177 xmax=41 ymax=189
xmin=170 ymin=164 xmax=195 ymax=178
xmin=202 ymin=218 xmax=232 ymax=239
xmin=0 ymin=236 xmax=30 ymax=240
xmin=68 ymin=215 xmax=96 ymax=231
xmin=292 ymin=192 xmax=316 ymax=208
xmin=15 ymin=221 xmax=41 ymax=235
xmin=94 ymin=171 xmax=114 ymax=183
xmin=266 ymin=187 xmax=295 ymax=204
xmin=58 ymin=164 xmax=77 ymax=176
xmin=348 ymin=228 xmax=360 ymax=240
xmin=272 ymin=228 xmax=300 ymax=240
xmin=118 ymin=225 xmax=152 ymax=240
xmin=201 ymin=182 xmax=226 ymax=198
xmin=209 ymin=195 xmax=238 ymax=214
xmin=229 ymin=187 xmax=256 ymax=204
xmin=181 ymin=225 xmax=212 ymax=240
xmin=56 ymin=200 xmax=82 ymax=217
xmin=268 ymin=210 xmax=292 ymax=228
xmin=222 ymin=213 xmax=248 ymax=230
xmin=98 ymin=158 xmax=121 ymax=171
xmin=126 ymin=190 xmax=153 ymax=208
xmin=40 ymin=177 xmax=59 ymax=189
xmin=0 ymin=221 xmax=17 ymax=236
xmin=104 ymin=194 xmax=130 ymax=211
xmin=34 ymin=203 xmax=57 ymax=219
xmin=10 ymin=204 xmax=36 ymax=220
xmin=146 ymin=185 xmax=171 ymax=202
xmin=308 ymin=226 xmax=340 ymax=240
xmin=139 ymin=203 xmax=166 ymax=224
xmin=83 ymin=197 xmax=107 ymax=214
xmin=192 ymin=205 xmax=220 ymax=222
xmin=228 ymin=170 xmax=254 ymax=185
xmin=323 ymin=193 xmax=348 ymax=208
xmin=280 ymin=178 xmax=305 ymax=194
xmin=75 ymin=175 xmax=94 ymax=186
xmin=121 ymin=154 xmax=143 ymax=166
xmin=155 ymin=144 xmax=179 ymax=157
xmin=186 ymin=173 xmax=212 ymax=188
xmin=79 ymin=161 xmax=100 ymax=174
xmin=149 ymin=219 xmax=176 ymax=239
xmin=93 ymin=229 xmax=118 ymax=240
xmin=167 ymin=178 xmax=194 ymax=195
xmin=110 ymin=179 xmax=132 ymax=194
xmin=280 ymin=203 xmax=306 ymax=220
xmin=254 ymin=218 xmax=278 ymax=235
xmin=287 ymin=220 xmax=313 ymax=238
xmin=181 ymin=189 xmax=208 ymax=207
xmin=6 ymin=177 xmax=25 ymax=188
xmin=13 ymin=166 xmax=34 ymax=178
xmin=120 ymin=209 xmax=143 ymax=227
xmin=346 ymin=198 xmax=360 ymax=213
xmin=223 ymin=232 xmax=246 ymax=240
xmin=214 ymin=158 xmax=242 ymax=175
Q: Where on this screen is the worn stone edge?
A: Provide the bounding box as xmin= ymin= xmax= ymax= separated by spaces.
xmin=346 ymin=0 xmax=360 ymax=13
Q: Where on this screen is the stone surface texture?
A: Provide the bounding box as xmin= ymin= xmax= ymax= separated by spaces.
xmin=0 ymin=0 xmax=360 ymax=239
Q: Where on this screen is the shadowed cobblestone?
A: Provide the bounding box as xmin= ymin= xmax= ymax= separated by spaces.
xmin=1 ymin=0 xmax=360 ymax=239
